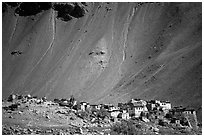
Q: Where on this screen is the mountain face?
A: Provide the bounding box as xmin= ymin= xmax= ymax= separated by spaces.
xmin=2 ymin=2 xmax=202 ymax=120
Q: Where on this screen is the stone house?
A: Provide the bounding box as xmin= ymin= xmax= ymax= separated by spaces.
xmin=170 ymin=108 xmax=184 ymax=116
xmin=128 ymin=99 xmax=148 ymax=118
xmin=103 ymin=104 xmax=110 ymax=110
xmin=123 ymin=112 xmax=130 ymax=120
xmin=155 ymin=100 xmax=161 ymax=104
xmin=183 ymin=109 xmax=196 ymax=115
xmin=158 ymin=101 xmax=171 ymax=110
xmin=108 ymin=105 xmax=119 ymax=111
xmin=128 ymin=99 xmax=147 ymax=106
xmin=163 ymin=109 xmax=170 ymax=115
xmin=98 ymin=104 xmax=102 ymax=109
xmin=170 ymin=117 xmax=181 ymax=125
xmin=25 ymin=94 xmax=32 ymax=99
xmin=109 ymin=110 xmax=120 ymax=118
xmin=147 ymin=100 xmax=160 ymax=111
xmin=183 ymin=109 xmax=198 ymax=130
xmin=90 ymin=104 xmax=100 ymax=110
xmin=175 ymin=119 xmax=181 ymax=125
xmin=147 ymin=100 xmax=157 ymax=111
xmin=118 ymin=111 xmax=130 ymax=120
xmin=7 ymin=94 xmax=17 ymax=102
xmin=118 ymin=103 xmax=124 ymax=108
xmin=129 ymin=105 xmax=144 ymax=118
xmin=73 ymin=100 xmax=77 ymax=106
xmin=72 ymin=103 xmax=81 ymax=110
xmin=80 ymin=102 xmax=88 ymax=111
xmin=86 ymin=103 xmax=90 ymax=110
xmin=168 ymin=107 xmax=198 ymax=130
xmin=118 ymin=103 xmax=129 ymax=111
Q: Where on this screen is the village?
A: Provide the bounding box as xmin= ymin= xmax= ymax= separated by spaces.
xmin=55 ymin=95 xmax=199 ymax=130
xmin=2 ymin=94 xmax=201 ymax=135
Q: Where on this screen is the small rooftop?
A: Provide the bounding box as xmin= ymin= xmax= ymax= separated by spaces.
xmin=160 ymin=100 xmax=170 ymax=103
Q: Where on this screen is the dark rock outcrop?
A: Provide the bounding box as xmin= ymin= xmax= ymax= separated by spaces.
xmin=5 ymin=2 xmax=20 ymax=8
xmin=53 ymin=3 xmax=86 ymax=21
xmin=15 ymin=2 xmax=52 ymax=16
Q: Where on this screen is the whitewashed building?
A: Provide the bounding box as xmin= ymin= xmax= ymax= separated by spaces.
xmin=108 ymin=105 xmax=119 ymax=111
xmin=122 ymin=112 xmax=130 ymax=120
xmin=80 ymin=102 xmax=88 ymax=111
xmin=110 ymin=110 xmax=120 ymax=118
xmin=129 ymin=99 xmax=147 ymax=106
xmin=130 ymin=105 xmax=144 ymax=118
xmin=91 ymin=104 xmax=100 ymax=110
xmin=159 ymin=101 xmax=171 ymax=110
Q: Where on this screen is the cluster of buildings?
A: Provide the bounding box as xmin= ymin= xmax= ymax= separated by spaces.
xmin=65 ymin=98 xmax=198 ymax=130
xmin=6 ymin=94 xmax=198 ymax=130
xmin=7 ymin=94 xmax=47 ymax=104
xmin=71 ymin=98 xmax=172 ymax=120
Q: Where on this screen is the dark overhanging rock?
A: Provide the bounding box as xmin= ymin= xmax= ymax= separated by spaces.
xmin=81 ymin=2 xmax=88 ymax=6
xmin=14 ymin=2 xmax=52 ymax=16
xmin=52 ymin=3 xmax=74 ymax=21
xmin=3 ymin=2 xmax=86 ymax=21
xmin=2 ymin=3 xmax=7 ymax=13
xmin=5 ymin=2 xmax=20 ymax=8
xmin=3 ymin=2 xmax=21 ymax=14
xmin=69 ymin=4 xmax=85 ymax=18
xmin=53 ymin=2 xmax=86 ymax=22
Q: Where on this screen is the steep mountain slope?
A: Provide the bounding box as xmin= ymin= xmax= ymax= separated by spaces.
xmin=2 ymin=3 xmax=202 ymax=120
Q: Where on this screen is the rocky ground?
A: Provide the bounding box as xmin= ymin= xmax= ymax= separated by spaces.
xmin=2 ymin=96 xmax=202 ymax=135
xmin=2 ymin=97 xmax=112 ymax=135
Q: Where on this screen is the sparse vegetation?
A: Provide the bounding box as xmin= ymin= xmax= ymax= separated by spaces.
xmin=111 ymin=120 xmax=138 ymax=135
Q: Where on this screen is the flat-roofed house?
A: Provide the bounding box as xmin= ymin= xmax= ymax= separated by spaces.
xmin=118 ymin=111 xmax=130 ymax=120
xmin=129 ymin=105 xmax=144 ymax=118
xmin=86 ymin=103 xmax=90 ymax=110
xmin=108 ymin=105 xmax=119 ymax=111
xmin=109 ymin=110 xmax=120 ymax=118
xmin=146 ymin=100 xmax=160 ymax=111
xmin=159 ymin=101 xmax=171 ymax=110
xmin=129 ymin=99 xmax=147 ymax=106
xmin=183 ymin=109 xmax=198 ymax=130
xmin=80 ymin=102 xmax=87 ymax=111
xmin=90 ymin=104 xmax=100 ymax=110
